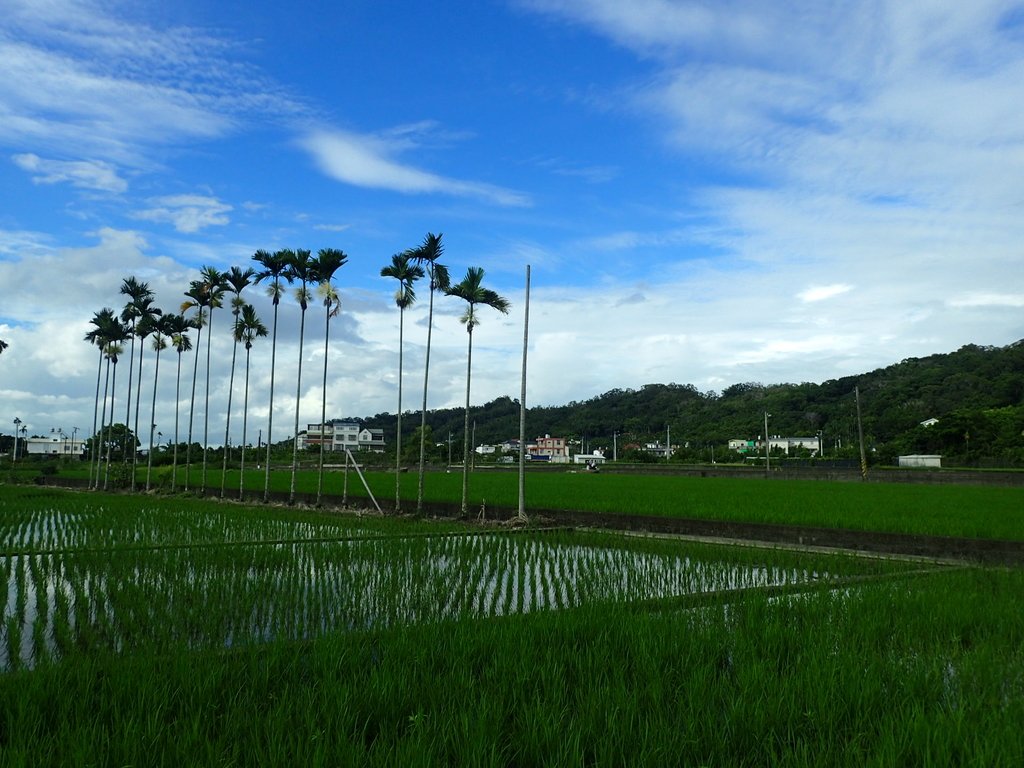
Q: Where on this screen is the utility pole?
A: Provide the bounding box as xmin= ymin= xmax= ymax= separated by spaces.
xmin=517 ymin=264 xmax=530 ymax=523
xmin=764 ymin=412 xmax=771 ymax=478
xmin=855 ymin=386 xmax=868 ymax=480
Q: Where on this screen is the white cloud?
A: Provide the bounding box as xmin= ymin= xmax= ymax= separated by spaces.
xmin=12 ymin=152 xmax=127 ymax=193
xmin=798 ymin=284 xmax=853 ymax=303
xmin=948 ymin=292 xmax=1024 ymax=308
xmin=298 ymin=129 xmax=531 ymax=207
xmin=132 ymin=195 xmax=232 ymax=233
xmin=0 ymin=0 xmax=301 ymax=166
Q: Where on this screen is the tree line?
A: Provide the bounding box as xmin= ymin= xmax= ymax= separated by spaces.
xmin=356 ymin=340 xmax=1024 ymax=467
xmin=82 ymin=233 xmax=511 ymax=510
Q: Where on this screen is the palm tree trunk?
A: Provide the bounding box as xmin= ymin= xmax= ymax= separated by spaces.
xmin=131 ymin=340 xmax=145 ymax=491
xmin=104 ymin=361 xmax=119 ymax=491
xmin=290 ymin=308 xmax=307 ymax=504
xmin=146 ymin=345 xmax=161 ymax=491
xmin=395 ymin=305 xmax=405 ymax=513
xmin=263 ymin=301 xmax=279 ymax=502
xmin=201 ymin=307 xmax=216 ymax=493
xmin=123 ymin=329 xmax=136 ymax=464
xmin=316 ymin=308 xmax=330 ymax=506
xmin=95 ymin=355 xmax=111 ymax=490
xmin=201 ymin=307 xmax=215 ymax=494
xmin=172 ymin=352 xmax=183 ymax=492
xmin=89 ymin=348 xmax=103 ymax=489
xmin=221 ymin=321 xmax=240 ymax=498
xmin=461 ymin=328 xmax=474 ymax=516
xmin=416 ymin=277 xmax=437 ymax=515
xmin=185 ymin=320 xmax=202 ymax=492
xmin=240 ymin=346 xmax=251 ymax=501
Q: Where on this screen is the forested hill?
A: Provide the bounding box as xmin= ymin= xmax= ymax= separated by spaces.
xmin=358 ymin=340 xmax=1024 ymax=465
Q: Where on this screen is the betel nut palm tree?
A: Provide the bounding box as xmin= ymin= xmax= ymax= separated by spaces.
xmin=117 ymin=278 xmax=147 ymax=453
xmin=285 ymin=248 xmax=316 ymax=505
xmin=197 ymin=265 xmax=226 ymax=494
xmin=253 ymin=248 xmax=294 ymax=502
xmin=130 ymin=297 xmax=162 ymax=490
xmin=145 ymin=313 xmax=174 ymax=491
xmin=405 ymin=232 xmax=450 ymax=515
xmin=380 ymin=252 xmax=424 ymax=512
xmin=84 ymin=308 xmax=119 ymax=489
xmin=119 ymin=278 xmax=158 ymax=488
xmin=446 ymin=267 xmax=511 ymax=516
xmin=311 ymin=248 xmax=348 ymax=506
xmin=180 ymin=280 xmax=209 ymax=492
xmin=167 ymin=313 xmax=193 ymax=492
xmin=101 ymin=322 xmax=130 ymax=491
xmin=235 ymin=303 xmax=267 ymax=501
xmin=221 ymin=265 xmax=256 ymax=498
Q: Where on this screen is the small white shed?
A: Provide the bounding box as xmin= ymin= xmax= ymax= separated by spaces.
xmin=898 ymin=454 xmax=942 ymax=468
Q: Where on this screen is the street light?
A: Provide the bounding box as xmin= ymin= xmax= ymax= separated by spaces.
xmin=12 ymin=418 xmax=21 ymax=462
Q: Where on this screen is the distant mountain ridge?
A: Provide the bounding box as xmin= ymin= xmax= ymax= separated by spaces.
xmin=354 ymin=340 xmax=1024 ymax=466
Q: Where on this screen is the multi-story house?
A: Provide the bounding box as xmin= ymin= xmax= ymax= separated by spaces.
xmin=358 ymin=428 xmax=386 ymax=453
xmin=528 ymin=434 xmax=568 ymax=463
xmin=304 ymin=421 xmax=362 ymax=452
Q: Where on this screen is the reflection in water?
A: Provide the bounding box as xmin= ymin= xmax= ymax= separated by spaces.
xmin=1 ymin=533 xmax=827 ymax=672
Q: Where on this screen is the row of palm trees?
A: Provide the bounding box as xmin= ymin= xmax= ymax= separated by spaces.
xmin=83 ymin=233 xmax=510 ymax=513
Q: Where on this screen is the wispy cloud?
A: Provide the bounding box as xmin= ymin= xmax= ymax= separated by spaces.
xmin=297 ymin=128 xmax=531 ymax=207
xmin=0 ymin=0 xmax=301 ymax=166
xmin=798 ymin=284 xmax=853 ymax=303
xmin=948 ymin=292 xmax=1024 ymax=308
xmin=12 ymin=152 xmax=127 ymax=193
xmin=132 ymin=194 xmax=232 ymax=233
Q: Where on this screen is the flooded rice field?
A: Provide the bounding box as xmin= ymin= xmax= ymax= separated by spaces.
xmin=1 ymin=531 xmax=833 ymax=671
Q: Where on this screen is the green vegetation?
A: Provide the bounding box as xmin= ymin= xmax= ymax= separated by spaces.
xmin=0 ymin=486 xmax=1021 ymax=764
xmin=30 ymin=463 xmax=1024 ymax=541
xmin=358 ymin=340 xmax=1024 ymax=468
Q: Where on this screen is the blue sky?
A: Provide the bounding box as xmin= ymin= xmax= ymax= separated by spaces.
xmin=2 ymin=0 xmax=1023 ymax=445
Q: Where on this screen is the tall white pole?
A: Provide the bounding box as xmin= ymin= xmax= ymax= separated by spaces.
xmin=517 ymin=265 xmax=531 ymax=523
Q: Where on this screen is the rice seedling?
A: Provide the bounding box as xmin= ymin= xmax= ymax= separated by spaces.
xmin=1 ymin=483 xmax=1019 ymax=764
xmin=3 ymin=566 xmax=1020 ymax=765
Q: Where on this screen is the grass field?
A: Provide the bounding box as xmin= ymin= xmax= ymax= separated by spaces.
xmin=22 ymin=458 xmax=1024 ymax=541
xmin=2 ymin=484 xmax=1023 ymax=764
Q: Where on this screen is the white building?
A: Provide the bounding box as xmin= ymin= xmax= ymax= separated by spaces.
xmin=358 ymin=428 xmax=386 ymax=453
xmin=24 ymin=436 xmax=86 ymax=457
xmin=898 ymin=454 xmax=942 ymax=468
xmin=767 ymin=436 xmax=821 ymax=455
xmin=573 ymin=449 xmax=606 ymax=465
xmin=528 ymin=435 xmax=569 ymax=463
xmin=304 ymin=422 xmax=384 ymax=453
xmin=731 ymin=436 xmax=822 ymax=456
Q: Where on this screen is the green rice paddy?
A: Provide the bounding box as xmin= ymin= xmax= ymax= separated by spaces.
xmin=2 ymin=483 xmax=1022 ymax=765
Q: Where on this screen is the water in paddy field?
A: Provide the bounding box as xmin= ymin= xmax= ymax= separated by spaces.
xmin=0 ymin=533 xmax=830 ymax=672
